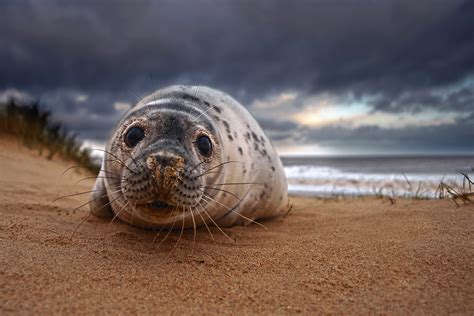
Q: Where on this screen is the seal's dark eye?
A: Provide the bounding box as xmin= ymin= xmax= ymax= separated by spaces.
xmin=196 ymin=135 xmax=212 ymax=157
xmin=124 ymin=126 xmax=145 ymax=147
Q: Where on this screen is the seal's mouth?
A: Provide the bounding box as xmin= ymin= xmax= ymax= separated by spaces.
xmin=149 ymin=200 xmax=170 ymax=210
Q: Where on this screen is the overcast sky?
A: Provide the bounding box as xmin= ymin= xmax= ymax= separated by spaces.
xmin=1 ymin=0 xmax=473 ymax=155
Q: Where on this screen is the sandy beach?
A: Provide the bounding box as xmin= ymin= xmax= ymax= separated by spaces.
xmin=0 ymin=137 xmax=473 ymax=314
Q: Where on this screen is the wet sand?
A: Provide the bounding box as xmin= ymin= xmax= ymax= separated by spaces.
xmin=1 ymin=137 xmax=473 ymax=314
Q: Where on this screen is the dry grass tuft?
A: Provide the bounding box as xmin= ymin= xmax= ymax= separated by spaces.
xmin=0 ymin=98 xmax=99 ymax=174
xmin=436 ymin=171 xmax=474 ymax=206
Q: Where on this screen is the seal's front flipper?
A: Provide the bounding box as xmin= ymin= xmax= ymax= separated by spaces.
xmin=89 ymin=171 xmax=114 ymax=218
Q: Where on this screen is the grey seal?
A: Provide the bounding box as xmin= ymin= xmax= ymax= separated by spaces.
xmin=89 ymin=85 xmax=289 ymax=229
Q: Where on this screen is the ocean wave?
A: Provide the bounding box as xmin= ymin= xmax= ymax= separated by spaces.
xmin=284 ymin=165 xmax=462 ymax=183
xmin=284 ymin=165 xmax=467 ymax=198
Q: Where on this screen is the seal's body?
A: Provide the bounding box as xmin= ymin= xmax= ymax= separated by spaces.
xmin=90 ymin=85 xmax=288 ymax=229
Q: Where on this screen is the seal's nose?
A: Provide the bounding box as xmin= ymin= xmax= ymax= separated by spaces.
xmin=155 ymin=154 xmax=179 ymax=167
xmin=146 ymin=152 xmax=181 ymax=170
xmin=146 ymin=152 xmax=184 ymax=190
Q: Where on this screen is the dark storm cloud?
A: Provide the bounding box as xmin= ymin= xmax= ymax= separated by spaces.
xmin=253 ymin=116 xmax=301 ymax=141
xmin=1 ymin=0 xmax=473 ymax=98
xmin=256 ymin=117 xmax=299 ymax=132
xmin=0 ymin=0 xmax=473 ymax=151
xmin=370 ymin=81 xmax=474 ymax=113
xmin=299 ymin=115 xmax=474 ymax=153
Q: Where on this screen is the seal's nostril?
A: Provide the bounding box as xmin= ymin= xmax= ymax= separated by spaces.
xmin=146 ymin=156 xmax=156 ymax=171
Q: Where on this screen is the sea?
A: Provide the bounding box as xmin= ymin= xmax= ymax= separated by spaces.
xmin=281 ymin=155 xmax=474 ymax=198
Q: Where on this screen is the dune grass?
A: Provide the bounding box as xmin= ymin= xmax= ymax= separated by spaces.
xmin=436 ymin=172 xmax=474 ymax=206
xmin=374 ymin=171 xmax=473 ymax=204
xmin=0 ymin=97 xmax=99 ymax=174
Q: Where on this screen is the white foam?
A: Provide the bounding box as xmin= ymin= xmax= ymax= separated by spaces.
xmin=284 ymin=165 xmax=466 ymax=198
xmin=284 ymin=165 xmax=461 ymax=183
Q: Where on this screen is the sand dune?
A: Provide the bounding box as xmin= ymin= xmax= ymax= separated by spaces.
xmin=1 ymin=137 xmax=473 ymax=314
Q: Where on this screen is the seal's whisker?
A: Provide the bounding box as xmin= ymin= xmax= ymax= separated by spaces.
xmin=187 ymin=160 xmax=204 ymax=175
xmin=53 ymin=189 xmax=102 ymax=202
xmin=125 ymin=149 xmax=143 ymax=169
xmin=125 ymin=199 xmax=140 ymax=227
xmin=199 ymin=186 xmax=241 ymax=201
xmin=61 ymin=165 xmax=92 ymax=177
xmin=70 ymin=190 xmax=121 ymax=213
xmin=103 ymin=158 xmax=126 ymax=167
xmin=133 ymin=201 xmax=148 ymax=231
xmin=109 ymin=200 xmax=129 ymax=225
xmin=137 ymin=143 xmax=148 ymax=166
xmin=99 ymin=169 xmax=125 ymax=177
xmin=156 ymin=204 xmax=180 ymax=247
xmin=61 ymin=166 xmax=123 ymax=178
xmin=156 ymin=219 xmax=176 ymax=248
xmin=92 ymin=149 xmax=135 ymax=173
xmin=188 ymin=160 xmax=225 ymax=177
xmin=194 ymin=199 xmax=215 ymax=241
xmin=206 ymin=182 xmax=264 ymax=187
xmin=193 ymin=160 xmax=243 ymax=179
xmin=199 ymin=200 xmax=234 ymax=242
xmin=102 ymin=200 xmax=130 ymax=240
xmin=151 ymin=224 xmax=167 ymax=244
xmin=67 ymin=190 xmax=120 ymax=241
xmin=193 ymin=105 xmax=218 ymax=122
xmin=54 ymin=187 xmax=120 ymax=203
xmin=188 ymin=204 xmax=197 ymax=247
xmin=149 ymin=72 xmax=158 ymax=104
xmin=152 ymin=204 xmax=178 ymax=244
xmin=76 ymin=175 xmax=124 ymax=184
xmin=201 ymin=193 xmax=268 ymax=230
xmin=68 ymin=213 xmax=93 ymax=242
xmin=195 ymin=170 xmax=229 ymax=178
xmin=79 ymin=175 xmax=123 ymax=181
xmin=130 ymin=203 xmax=135 ymax=226
xmin=168 ymin=205 xmax=186 ymax=256
xmin=196 ymin=165 xmax=267 ymax=181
